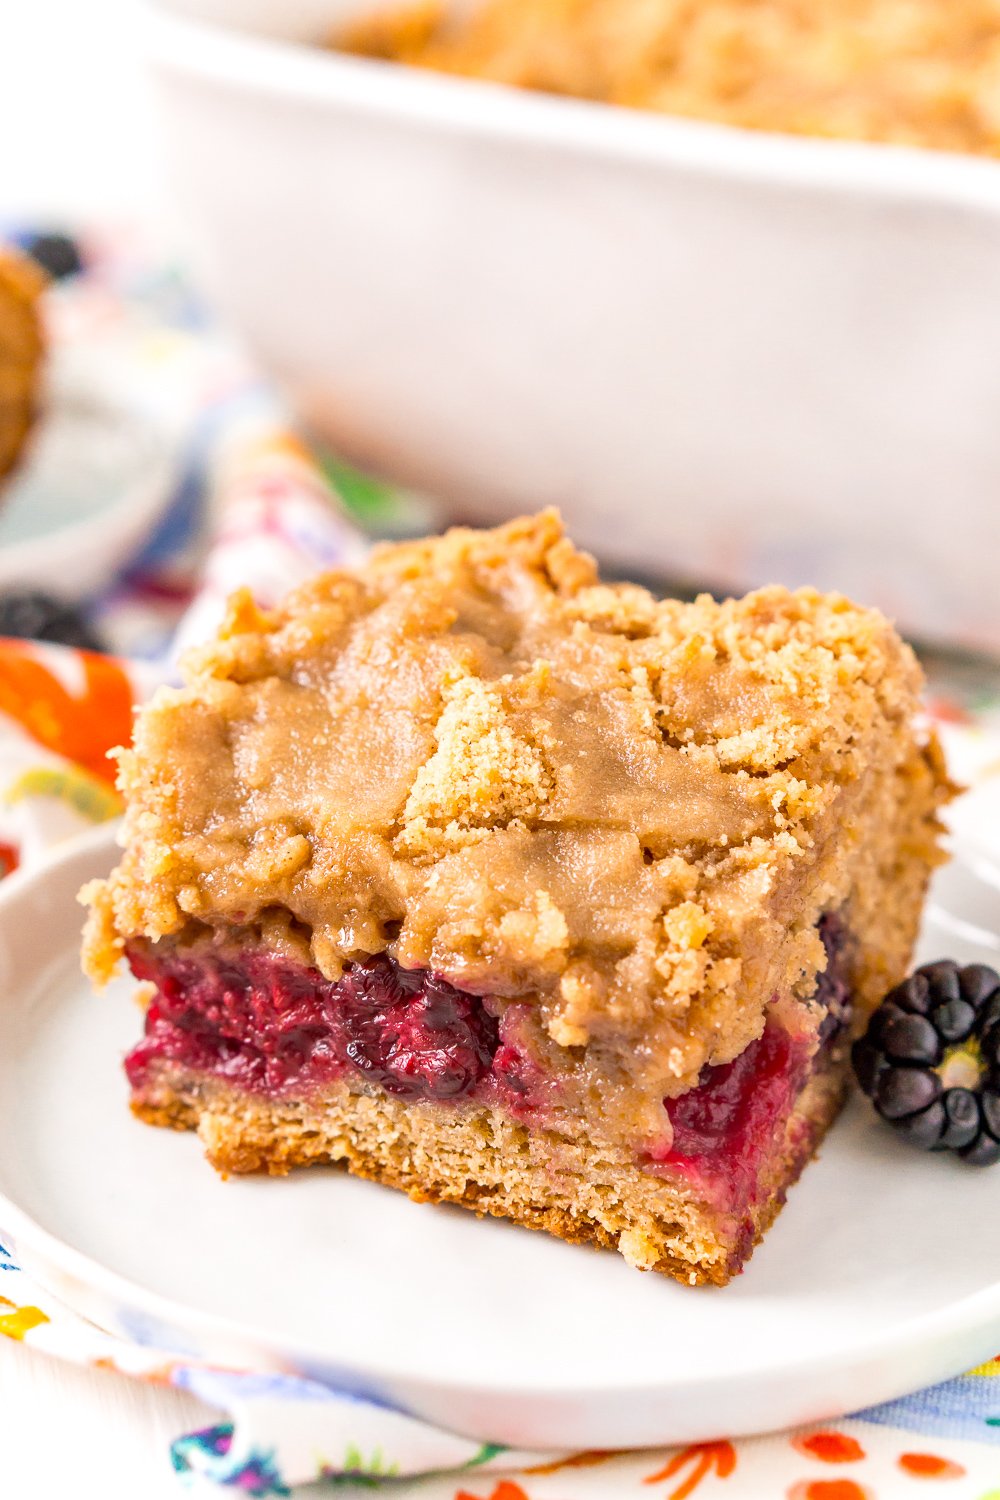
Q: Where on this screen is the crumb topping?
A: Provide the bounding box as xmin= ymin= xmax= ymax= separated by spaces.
xmin=398 ymin=668 xmax=554 ymax=857
xmin=339 ymin=0 xmax=1000 ymax=160
xmin=83 ymin=510 xmax=949 ymax=1100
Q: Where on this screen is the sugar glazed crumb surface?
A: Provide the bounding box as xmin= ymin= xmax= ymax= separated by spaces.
xmin=339 ymin=0 xmax=1000 ymax=158
xmin=84 ymin=511 xmax=948 ymax=1131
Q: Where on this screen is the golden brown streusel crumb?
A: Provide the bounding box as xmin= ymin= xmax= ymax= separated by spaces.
xmin=398 ymin=669 xmax=554 ymax=858
xmin=82 ymin=510 xmax=950 ymax=1121
xmin=338 ymin=0 xmax=1000 ymax=159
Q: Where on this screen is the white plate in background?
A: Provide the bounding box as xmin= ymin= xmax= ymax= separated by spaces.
xmin=0 ymin=395 xmax=175 ymax=601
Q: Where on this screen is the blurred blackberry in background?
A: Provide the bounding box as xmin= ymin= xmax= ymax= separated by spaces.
xmin=20 ymin=232 xmax=84 ymax=282
xmin=0 ymin=590 xmax=105 ymax=653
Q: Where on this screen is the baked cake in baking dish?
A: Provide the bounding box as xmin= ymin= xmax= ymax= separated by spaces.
xmin=340 ymin=0 xmax=1000 ymax=160
xmin=82 ymin=511 xmax=951 ymax=1285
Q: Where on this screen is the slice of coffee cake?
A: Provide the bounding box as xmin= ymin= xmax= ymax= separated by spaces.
xmin=82 ymin=511 xmax=950 ymax=1285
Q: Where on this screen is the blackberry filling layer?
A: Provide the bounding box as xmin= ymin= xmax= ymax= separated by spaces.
xmin=658 ymin=1026 xmax=810 ymax=1205
xmin=126 ymin=945 xmax=539 ymax=1110
xmin=125 ymin=911 xmax=853 ymax=1212
xmin=650 ymin=918 xmax=853 ymax=1206
xmin=816 ymin=912 xmax=852 ymax=1046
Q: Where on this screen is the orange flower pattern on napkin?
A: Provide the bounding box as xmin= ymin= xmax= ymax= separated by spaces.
xmin=0 ymin=644 xmax=132 ymax=782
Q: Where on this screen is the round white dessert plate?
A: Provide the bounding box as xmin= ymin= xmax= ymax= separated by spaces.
xmin=1 ymin=821 xmax=998 ymax=1449
xmin=0 ymin=391 xmax=175 ymax=600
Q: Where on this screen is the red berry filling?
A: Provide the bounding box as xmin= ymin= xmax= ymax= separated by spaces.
xmin=126 ymin=912 xmax=851 ymax=1212
xmin=656 ymin=1026 xmax=811 ymax=1207
xmin=650 ymin=917 xmax=851 ymax=1209
xmin=125 ymin=945 xmax=540 ymax=1110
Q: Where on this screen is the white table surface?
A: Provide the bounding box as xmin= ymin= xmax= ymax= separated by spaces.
xmin=0 ymin=5 xmax=205 ymax=1493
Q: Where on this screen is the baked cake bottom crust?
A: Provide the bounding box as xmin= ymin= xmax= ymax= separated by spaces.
xmin=130 ymin=1048 xmax=847 ymax=1288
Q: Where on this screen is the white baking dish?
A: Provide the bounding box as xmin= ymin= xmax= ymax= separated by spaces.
xmin=146 ymin=0 xmax=1000 ymax=649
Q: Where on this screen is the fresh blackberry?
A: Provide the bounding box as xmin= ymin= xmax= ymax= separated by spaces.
xmin=852 ymin=960 xmax=1000 ymax=1165
xmin=0 ymin=590 xmax=105 ymax=653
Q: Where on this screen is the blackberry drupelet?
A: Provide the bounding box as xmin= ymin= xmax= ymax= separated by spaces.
xmin=852 ymin=960 xmax=1000 ymax=1165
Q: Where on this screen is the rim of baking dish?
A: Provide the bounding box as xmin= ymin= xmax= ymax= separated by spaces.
xmin=141 ymin=0 xmax=1000 ymax=215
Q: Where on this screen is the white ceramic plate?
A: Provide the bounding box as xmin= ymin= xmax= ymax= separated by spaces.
xmin=1 ymin=823 xmax=999 ymax=1449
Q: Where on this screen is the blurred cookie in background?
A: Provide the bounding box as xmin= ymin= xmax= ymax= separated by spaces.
xmin=0 ymin=247 xmax=46 ymax=484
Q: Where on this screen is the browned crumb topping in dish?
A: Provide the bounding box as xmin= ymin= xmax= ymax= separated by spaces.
xmin=84 ymin=510 xmax=948 ymax=1128
xmin=337 ymin=0 xmax=1000 ymax=158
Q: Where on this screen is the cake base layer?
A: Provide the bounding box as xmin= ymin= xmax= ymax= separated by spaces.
xmin=131 ymin=1056 xmax=847 ymax=1286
